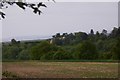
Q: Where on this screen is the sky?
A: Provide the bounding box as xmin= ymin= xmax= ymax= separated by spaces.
xmin=2 ymin=2 xmax=118 ymax=42
xmin=25 ymin=0 xmax=119 ymax=2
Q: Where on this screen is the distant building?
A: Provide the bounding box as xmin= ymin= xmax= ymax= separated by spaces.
xmin=49 ymin=36 xmax=66 ymax=44
xmin=50 ymin=39 xmax=53 ymax=44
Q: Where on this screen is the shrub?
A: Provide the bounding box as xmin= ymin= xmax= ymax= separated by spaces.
xmin=18 ymin=50 xmax=30 ymax=60
xmin=30 ymin=41 xmax=59 ymax=60
xmin=76 ymin=41 xmax=98 ymax=60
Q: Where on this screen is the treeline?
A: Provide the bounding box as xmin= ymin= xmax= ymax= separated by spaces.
xmin=2 ymin=27 xmax=120 ymax=60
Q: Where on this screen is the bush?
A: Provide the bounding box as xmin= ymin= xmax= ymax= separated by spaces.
xmin=2 ymin=45 xmax=21 ymax=60
xmin=30 ymin=41 xmax=59 ymax=60
xmin=111 ymin=38 xmax=120 ymax=60
xmin=18 ymin=50 xmax=30 ymax=60
xmin=98 ymin=52 xmax=112 ymax=60
xmin=52 ymin=48 xmax=71 ymax=60
xmin=76 ymin=41 xmax=98 ymax=60
xmin=40 ymin=52 xmax=55 ymax=60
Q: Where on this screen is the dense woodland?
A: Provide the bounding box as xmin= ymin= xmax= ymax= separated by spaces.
xmin=2 ymin=27 xmax=120 ymax=61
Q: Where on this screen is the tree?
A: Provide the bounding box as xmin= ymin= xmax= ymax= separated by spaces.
xmin=76 ymin=41 xmax=98 ymax=60
xmin=111 ymin=38 xmax=120 ymax=60
xmin=95 ymin=31 xmax=100 ymax=41
xmin=11 ymin=39 xmax=20 ymax=45
xmin=89 ymin=29 xmax=95 ymax=41
xmin=0 ymin=0 xmax=55 ymax=19
xmin=111 ymin=27 xmax=118 ymax=37
xmin=96 ymin=31 xmax=100 ymax=36
xmin=75 ymin=32 xmax=88 ymax=41
xmin=62 ymin=33 xmax=74 ymax=45
xmin=56 ymin=33 xmax=61 ymax=38
xmin=52 ymin=48 xmax=71 ymax=60
xmin=90 ymin=29 xmax=94 ymax=35
xmin=18 ymin=50 xmax=30 ymax=60
xmin=30 ymin=41 xmax=58 ymax=60
xmin=116 ymin=27 xmax=120 ymax=37
xmin=11 ymin=39 xmax=17 ymax=44
xmin=3 ymin=45 xmax=21 ymax=59
xmin=52 ymin=33 xmax=63 ymax=45
xmin=102 ymin=29 xmax=107 ymax=36
xmin=109 ymin=27 xmax=119 ymax=38
xmin=99 ymin=29 xmax=108 ymax=40
xmin=62 ymin=33 xmax=68 ymax=37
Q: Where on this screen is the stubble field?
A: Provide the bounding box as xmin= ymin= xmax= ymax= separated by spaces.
xmin=2 ymin=61 xmax=118 ymax=78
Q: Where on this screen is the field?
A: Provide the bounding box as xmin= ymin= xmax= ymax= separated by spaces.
xmin=2 ymin=61 xmax=118 ymax=78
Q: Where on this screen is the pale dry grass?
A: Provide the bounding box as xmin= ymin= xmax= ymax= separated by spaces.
xmin=2 ymin=61 xmax=118 ymax=78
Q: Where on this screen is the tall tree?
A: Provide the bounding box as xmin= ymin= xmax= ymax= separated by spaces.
xmin=109 ymin=27 xmax=118 ymax=38
xmin=90 ymin=29 xmax=94 ymax=35
xmin=89 ymin=29 xmax=95 ymax=41
xmin=11 ymin=39 xmax=17 ymax=44
xmin=102 ymin=29 xmax=107 ymax=36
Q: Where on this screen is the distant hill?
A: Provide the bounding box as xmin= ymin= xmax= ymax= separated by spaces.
xmin=2 ymin=35 xmax=52 ymax=42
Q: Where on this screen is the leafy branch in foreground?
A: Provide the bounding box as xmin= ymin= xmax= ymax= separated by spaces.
xmin=0 ymin=0 xmax=55 ymax=19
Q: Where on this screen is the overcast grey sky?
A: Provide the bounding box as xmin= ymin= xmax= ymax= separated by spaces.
xmin=2 ymin=2 xmax=118 ymax=41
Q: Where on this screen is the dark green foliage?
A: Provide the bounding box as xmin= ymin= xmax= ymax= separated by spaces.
xmin=40 ymin=52 xmax=54 ymax=60
xmin=111 ymin=38 xmax=120 ymax=60
xmin=2 ymin=27 xmax=120 ymax=60
xmin=88 ymin=29 xmax=95 ymax=41
xmin=2 ymin=45 xmax=21 ymax=60
xmin=76 ymin=41 xmax=98 ymax=60
xmin=74 ymin=32 xmax=88 ymax=44
xmin=30 ymin=41 xmax=58 ymax=60
xmin=18 ymin=50 xmax=30 ymax=60
xmin=109 ymin=27 xmax=120 ymax=38
xmin=98 ymin=52 xmax=112 ymax=60
xmin=53 ymin=48 xmax=72 ymax=60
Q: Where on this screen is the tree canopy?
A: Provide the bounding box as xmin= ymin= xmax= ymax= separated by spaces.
xmin=2 ymin=27 xmax=120 ymax=61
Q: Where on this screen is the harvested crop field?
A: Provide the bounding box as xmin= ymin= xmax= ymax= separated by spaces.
xmin=2 ymin=61 xmax=118 ymax=78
